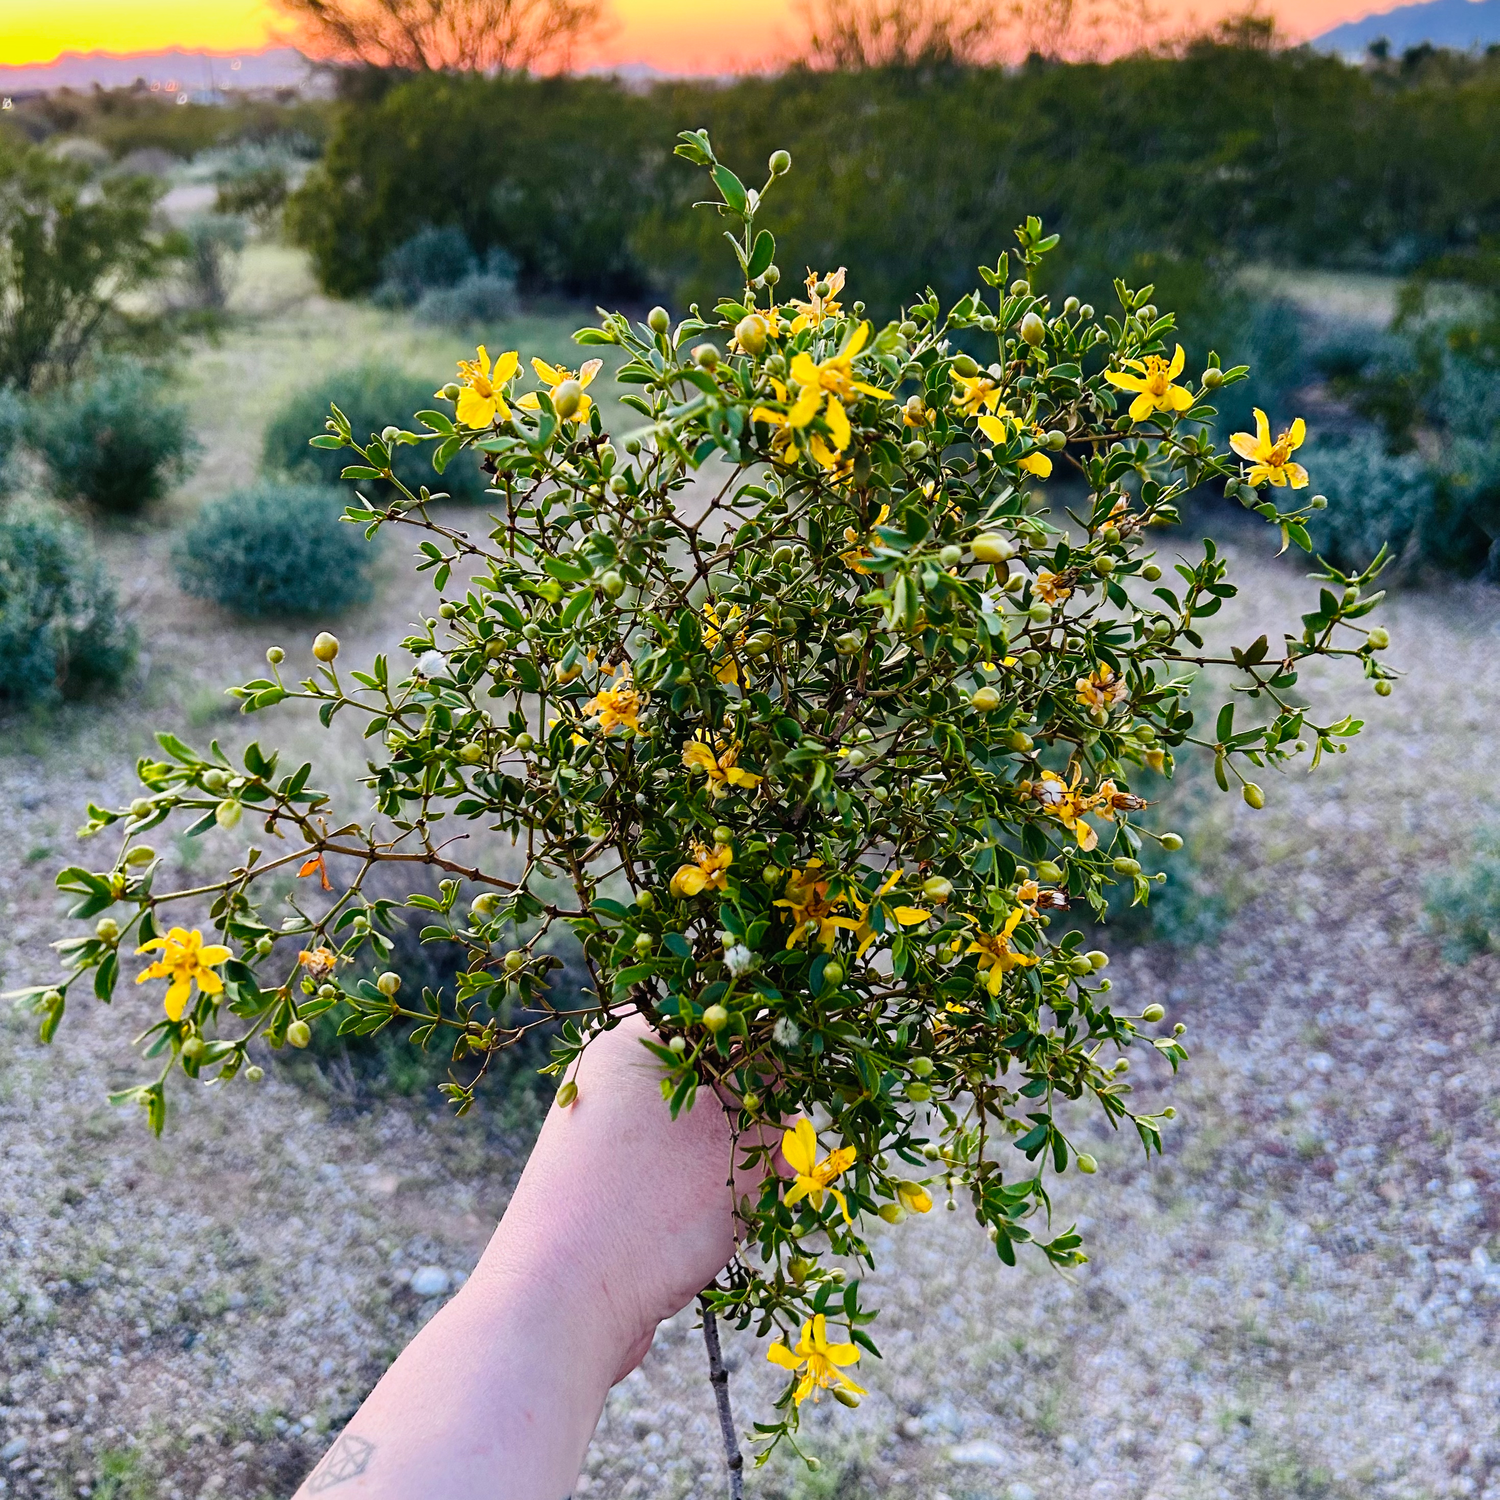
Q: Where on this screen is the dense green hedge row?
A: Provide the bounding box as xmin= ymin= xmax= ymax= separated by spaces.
xmin=287 ymin=45 xmax=1500 ymax=313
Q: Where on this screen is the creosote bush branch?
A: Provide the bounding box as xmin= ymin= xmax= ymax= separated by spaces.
xmin=10 ymin=133 xmax=1394 ymax=1464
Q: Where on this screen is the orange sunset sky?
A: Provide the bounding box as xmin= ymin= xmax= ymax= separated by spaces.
xmin=0 ymin=1 xmax=1409 ymax=75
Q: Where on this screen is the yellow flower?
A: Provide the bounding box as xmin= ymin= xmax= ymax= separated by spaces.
xmin=517 ymin=356 xmax=604 ymax=423
xmin=780 ymin=1118 xmax=856 ymax=1222
xmin=135 ymin=926 xmax=231 ymax=1022
xmin=1034 ymin=569 xmax=1070 ymax=604
xmin=774 ymin=860 xmax=862 ymax=951
xmin=1031 ymin=766 xmax=1100 ymax=851
xmin=767 ymin=1313 xmax=866 ymax=1406
xmin=788 ymin=267 xmax=846 ymax=332
xmin=896 ymin=1180 xmax=933 ymax=1214
xmin=975 ymin=409 xmax=1053 ymax=479
xmin=755 ymin=322 xmax=892 ymax=472
xmin=1075 ymin=664 xmax=1129 ymax=713
xmin=583 ymin=665 xmax=645 ymax=734
xmin=965 ymin=907 xmax=1038 ymax=996
xmin=449 ymin=346 xmax=519 ymax=429
xmin=951 ymin=371 xmax=1004 ymax=418
xmin=1106 ymin=344 xmax=1194 ymax=423
xmin=669 ymin=842 xmax=733 ymax=899
xmin=1230 ymin=408 xmax=1310 ymax=489
xmin=682 ymin=734 xmax=763 ymax=796
xmin=701 ymin=602 xmax=745 ymax=685
xmin=841 ymin=503 xmax=890 ymax=573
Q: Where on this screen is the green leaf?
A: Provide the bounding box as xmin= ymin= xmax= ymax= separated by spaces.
xmin=711 ymin=164 xmax=749 ymax=217
xmin=747 ymin=229 xmax=775 ymax=280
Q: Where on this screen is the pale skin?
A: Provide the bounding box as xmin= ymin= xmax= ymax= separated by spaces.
xmin=293 ymin=1017 xmax=746 ymax=1499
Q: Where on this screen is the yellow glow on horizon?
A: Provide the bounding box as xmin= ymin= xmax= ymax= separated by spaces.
xmin=0 ymin=0 xmax=1409 ymax=74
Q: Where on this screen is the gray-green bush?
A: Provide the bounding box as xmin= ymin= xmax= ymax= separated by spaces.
xmin=1298 ymin=429 xmax=1435 ymax=573
xmin=0 ymin=386 xmax=23 ymax=483
xmin=1424 ymin=830 xmax=1500 ymax=962
xmin=32 ymin=364 xmax=195 ymax=515
xmin=172 ymin=482 xmax=378 ymax=618
xmin=0 ymin=507 xmax=136 ymax=705
xmin=262 ymin=364 xmax=488 ymax=502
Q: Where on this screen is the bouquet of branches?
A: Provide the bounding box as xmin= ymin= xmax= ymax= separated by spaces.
xmin=13 ymin=131 xmax=1393 ymax=1480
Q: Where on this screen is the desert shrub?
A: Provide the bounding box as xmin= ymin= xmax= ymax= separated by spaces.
xmin=374 ymin=224 xmax=480 ymax=307
xmin=1212 ymin=298 xmax=1305 ymax=440
xmin=262 ymin=364 xmax=488 ymax=502
xmin=177 ymin=214 xmax=245 ymax=311
xmin=1424 ymin=830 xmax=1500 ymax=962
xmin=0 ymin=506 xmax=135 ymax=705
xmin=1298 ymin=429 xmax=1436 ymax=572
xmin=173 ymin=482 xmax=377 ymax=618
xmin=32 ymin=364 xmax=195 ymax=515
xmin=32 ymin=133 xmax=1388 ymax=1460
xmin=414 ymin=271 xmax=520 ymax=328
xmin=0 ymin=385 xmax=23 ymax=482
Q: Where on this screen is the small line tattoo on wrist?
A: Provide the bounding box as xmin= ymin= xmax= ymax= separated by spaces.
xmin=305 ymin=1432 xmax=376 ymax=1492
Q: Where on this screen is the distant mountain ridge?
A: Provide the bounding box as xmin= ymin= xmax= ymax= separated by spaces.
xmin=1314 ymin=0 xmax=1500 ymax=54
xmin=0 ymin=47 xmax=310 ymax=95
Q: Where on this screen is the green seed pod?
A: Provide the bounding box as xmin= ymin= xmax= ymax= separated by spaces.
xmin=1141 ymin=563 xmax=1162 ymax=581
xmin=1019 ymin=649 xmax=1042 ymax=667
xmin=951 ymin=353 xmax=980 ymax=378
xmin=822 ymin=962 xmax=845 ymax=989
xmin=600 ymin=570 xmax=626 ymax=599
xmin=1112 ymin=857 xmax=1141 ymax=876
xmin=1310 ymin=494 xmax=1328 ymax=510
xmin=1094 ymin=556 xmax=1116 ymax=576
xmin=703 ymin=1003 xmax=730 ymax=1032
xmin=1027 ymin=602 xmax=1052 ymax=624
xmin=911 ymin=1056 xmax=935 ymax=1077
xmin=124 ymin=845 xmax=156 ymax=867
xmin=922 ymin=875 xmax=953 ymax=902
xmin=1368 ymin=627 xmax=1389 ymax=649
xmin=878 ymin=1202 xmax=907 ymax=1225
xmin=266 ymin=645 xmax=285 ymax=665
xmin=255 ymin=934 xmax=275 ymax=955
xmin=692 ymin=344 xmax=719 ymax=371
xmin=1201 ymin=366 xmax=1224 ymax=390
xmin=514 ymin=732 xmax=535 ymax=751
xmin=939 ymin=544 xmax=963 ymax=567
xmin=1374 ymin=680 xmax=1392 ymax=697
xmin=1020 ymin=311 xmax=1046 ymax=347
xmin=1007 ymin=730 xmax=1035 ymax=753
xmin=647 ymin=306 xmax=671 ymax=334
xmin=1159 ymin=832 xmax=1184 ymax=852
xmin=287 ymin=1019 xmax=311 ymax=1049
xmin=556 ymin=1080 xmax=579 ymax=1108
xmin=552 ymin=378 xmax=584 ymax=419
xmin=246 ymin=1065 xmax=264 ymax=1082
xmin=835 ymin=631 xmax=862 ymax=655
xmin=181 ymin=1036 xmax=205 ymax=1060
xmin=1243 ymin=782 xmax=1265 ymax=809
xmin=905 ymin=1082 xmax=932 ymax=1102
xmin=1077 ymin=1153 xmax=1098 ymax=1174
xmin=844 ymin=747 xmax=868 ymax=767
xmin=1034 ymin=859 xmax=1062 ymax=883
xmin=1086 ymin=950 xmax=1109 ymax=971
xmin=457 ymin=742 xmax=484 ymax=764
xmin=1142 ymin=1003 xmax=1166 ymax=1023
xmin=971 ymin=686 xmax=1001 ymax=713
xmin=215 ymin=799 xmax=242 ymax=830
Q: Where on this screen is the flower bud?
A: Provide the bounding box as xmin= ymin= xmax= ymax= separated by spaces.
xmin=911 ymin=1056 xmax=935 ymax=1077
xmin=1142 ymin=563 xmax=1162 ymax=581
xmin=1159 ymin=832 xmax=1184 ymax=852
xmin=1009 ymin=279 xmax=1029 ymax=296
xmin=266 ymin=645 xmax=285 ymax=665
xmin=922 ymin=875 xmax=953 ymax=903
xmin=938 ymin=544 xmax=962 ymax=567
xmin=1243 ymin=782 xmax=1265 ymax=809
xmin=1008 ymin=730 xmax=1035 ymax=753
xmin=951 ymin=353 xmax=979 ymax=378
xmin=813 ymin=279 xmax=831 ymax=299
xmin=377 ymin=971 xmax=401 ymax=997
xmin=1368 ymin=626 xmax=1389 ymax=649
xmin=1201 ymin=366 xmax=1224 ymax=390
xmin=312 ymin=632 xmax=340 ymax=662
xmin=1077 ymin=1153 xmax=1098 ymax=1174
xmin=125 ymin=844 xmax=156 ymax=868
xmin=1310 ymin=494 xmax=1327 ymax=509
xmin=741 ymin=1091 xmax=761 ymax=1113
xmin=1020 ymin=311 xmax=1046 ymax=347
xmin=878 ymin=1202 xmax=907 ymax=1225
xmin=1142 ymin=1003 xmax=1166 ymax=1023
xmin=442 ymin=382 xmax=462 ymax=401
xmin=822 ymin=962 xmax=845 ymax=989
xmin=647 ymin=306 xmax=671 ymax=334
xmin=1111 ymin=857 xmax=1141 ymax=876
xmin=834 ymin=631 xmax=862 ymax=655
xmin=703 ymin=1003 xmax=730 ymax=1032
xmin=1374 ymin=680 xmax=1392 ymax=696
xmin=95 ymin=917 xmax=121 ymax=943
xmin=287 ymin=1019 xmax=311 ymax=1049
xmin=668 ymin=1035 xmax=686 ymax=1053
xmin=906 ymin=1081 xmax=932 ymax=1102
xmin=552 ymin=379 xmax=583 ymax=419
xmin=181 ymin=1036 xmax=205 ymax=1060
xmin=1035 ymin=859 xmax=1062 ymax=883
xmin=215 ymin=799 xmax=242 ymax=829
xmin=971 ymin=686 xmax=1001 ymax=713
xmin=503 ymin=948 xmax=526 ymax=972
xmin=769 ymin=148 xmax=791 ymax=175
xmin=1028 ymin=602 xmax=1052 ymax=624
xmin=599 ymin=570 xmax=626 ymax=599
xmin=1086 ymin=950 xmax=1109 ymax=971
xmin=691 ymin=344 xmax=719 ymax=372
xmin=255 ymin=935 xmax=274 ymax=955
xmin=556 ymin=1080 xmax=578 ymax=1108
xmin=734 ymin=315 xmax=767 ymax=355
xmin=246 ymin=1064 xmax=264 ymax=1082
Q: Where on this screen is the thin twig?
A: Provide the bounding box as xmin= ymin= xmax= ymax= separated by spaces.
xmin=699 ymin=1293 xmax=744 ymax=1500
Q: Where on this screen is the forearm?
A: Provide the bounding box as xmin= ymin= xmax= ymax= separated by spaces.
xmin=294 ymin=1241 xmax=620 ymax=1499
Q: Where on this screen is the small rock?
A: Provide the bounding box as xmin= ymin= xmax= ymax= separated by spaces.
xmin=1 ymin=1439 xmax=26 ymax=1461
xmin=230 ymin=1442 xmax=254 ymax=1460
xmin=1175 ymin=1441 xmax=1205 ymax=1467
xmin=1007 ymin=1485 xmax=1036 ymax=1500
xmin=950 ymin=1440 xmax=1009 ymax=1467
xmin=409 ymin=1267 xmax=450 ymax=1298
xmin=897 ymin=1417 xmax=922 ymax=1440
